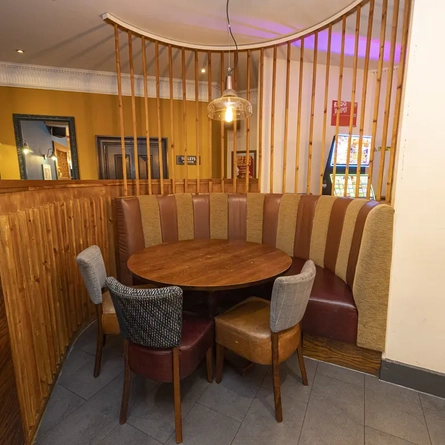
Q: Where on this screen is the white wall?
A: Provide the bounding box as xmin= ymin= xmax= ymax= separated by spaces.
xmin=385 ymin=0 xmax=445 ymax=374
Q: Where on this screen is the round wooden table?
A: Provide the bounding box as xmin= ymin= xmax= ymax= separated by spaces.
xmin=127 ymin=239 xmax=292 ymax=315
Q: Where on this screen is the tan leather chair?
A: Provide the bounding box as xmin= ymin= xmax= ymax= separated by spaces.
xmin=215 ymin=260 xmax=316 ymax=422
xmin=76 ymin=245 xmax=152 ymax=377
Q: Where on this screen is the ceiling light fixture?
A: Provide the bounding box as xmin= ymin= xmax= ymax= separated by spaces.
xmin=201 ymin=68 xmax=206 ymax=73
xmin=16 ymin=49 xmax=24 ymax=54
xmin=207 ymin=0 xmax=252 ymax=123
xmin=43 ymin=147 xmax=58 ymax=161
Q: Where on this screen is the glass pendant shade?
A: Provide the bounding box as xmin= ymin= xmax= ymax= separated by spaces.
xmin=207 ymin=74 xmax=253 ymax=122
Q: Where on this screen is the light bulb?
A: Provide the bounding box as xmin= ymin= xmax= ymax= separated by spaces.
xmin=225 ymin=106 xmax=233 ymax=123
xmin=23 ymin=147 xmax=31 ymax=155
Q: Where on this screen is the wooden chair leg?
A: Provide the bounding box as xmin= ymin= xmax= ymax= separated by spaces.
xmin=94 ymin=305 xmax=104 ymax=378
xmin=296 ymin=332 xmax=308 ymax=386
xmin=215 ymin=343 xmax=224 ymax=384
xmin=120 ymin=340 xmax=131 ymax=424
xmin=173 ymin=348 xmax=182 ymax=444
xmin=272 ymin=332 xmax=283 ymax=423
xmin=206 ymin=346 xmax=213 ymax=383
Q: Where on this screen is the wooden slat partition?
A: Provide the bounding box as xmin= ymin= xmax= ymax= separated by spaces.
xmin=332 ymin=16 xmax=347 ymax=195
xmin=270 ymin=46 xmax=277 ymax=193
xmin=155 ymin=41 xmax=164 ymax=195
xmin=376 ymin=0 xmax=400 ymax=200
xmin=128 ymin=32 xmax=140 ymax=195
xmin=368 ymin=0 xmax=388 ymax=199
xmin=169 ymin=45 xmax=176 ymax=193
xmin=194 ymin=51 xmax=200 ymax=193
xmin=245 ymin=50 xmax=251 ymax=191
xmin=182 ymin=48 xmax=189 ymax=192
xmin=319 ymin=25 xmax=332 ymax=194
xmin=283 ymin=42 xmax=291 ymax=193
xmin=387 ymin=0 xmax=412 ymax=203
xmin=113 ymin=25 xmax=128 ymax=196
xmin=258 ymin=48 xmax=264 ymax=188
xmin=344 ymin=8 xmax=361 ymax=196
xmin=294 ymin=39 xmax=304 ymax=193
xmin=355 ymin=0 xmax=375 ymax=198
xmin=141 ymin=37 xmax=153 ymax=195
xmin=207 ymin=51 xmax=213 ymax=192
xmin=307 ymin=33 xmax=318 ymax=194
xmin=220 ymin=52 xmax=225 ymax=192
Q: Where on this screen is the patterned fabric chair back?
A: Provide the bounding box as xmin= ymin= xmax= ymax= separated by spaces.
xmin=270 ymin=260 xmax=316 ymax=333
xmin=106 ymin=277 xmax=183 ymax=348
xmin=76 ymin=245 xmax=107 ymax=305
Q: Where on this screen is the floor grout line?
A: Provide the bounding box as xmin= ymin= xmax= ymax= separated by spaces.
xmin=296 ymin=361 xmax=318 ymax=445
xmin=419 ymin=392 xmax=434 ymax=445
xmin=365 ymin=426 xmax=422 ymax=445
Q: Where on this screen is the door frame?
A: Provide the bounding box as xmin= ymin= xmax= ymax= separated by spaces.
xmin=95 ymin=136 xmax=168 ymax=180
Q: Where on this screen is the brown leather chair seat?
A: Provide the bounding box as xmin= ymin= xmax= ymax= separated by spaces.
xmin=215 ymin=297 xmax=301 ymax=365
xmin=128 ymin=312 xmax=214 ymax=382
xmin=286 ymin=258 xmax=358 ymax=344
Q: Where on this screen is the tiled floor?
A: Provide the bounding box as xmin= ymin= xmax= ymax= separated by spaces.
xmin=35 ymin=322 xmax=445 ymax=445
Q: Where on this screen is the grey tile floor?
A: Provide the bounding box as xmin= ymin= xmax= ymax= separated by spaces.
xmin=35 ymin=322 xmax=445 ymax=445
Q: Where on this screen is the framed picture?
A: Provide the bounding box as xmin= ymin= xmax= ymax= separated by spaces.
xmin=231 ymin=151 xmax=256 ymax=179
xmin=42 ymin=163 xmax=52 ymax=180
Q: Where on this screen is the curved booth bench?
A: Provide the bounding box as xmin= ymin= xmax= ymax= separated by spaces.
xmin=114 ymin=193 xmax=394 ymax=357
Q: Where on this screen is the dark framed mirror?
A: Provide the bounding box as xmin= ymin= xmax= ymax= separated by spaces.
xmin=13 ymin=114 xmax=80 ymax=180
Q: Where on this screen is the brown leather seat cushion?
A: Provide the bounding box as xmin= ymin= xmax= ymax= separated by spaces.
xmin=215 ymin=297 xmax=301 ymax=365
xmin=128 ymin=312 xmax=214 ymax=382
xmin=285 ymin=258 xmax=358 ymax=344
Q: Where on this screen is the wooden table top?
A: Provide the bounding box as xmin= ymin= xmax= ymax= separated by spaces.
xmin=127 ymin=239 xmax=292 ymax=291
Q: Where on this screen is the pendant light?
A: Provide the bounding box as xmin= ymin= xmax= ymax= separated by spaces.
xmin=207 ymin=0 xmax=253 ymax=122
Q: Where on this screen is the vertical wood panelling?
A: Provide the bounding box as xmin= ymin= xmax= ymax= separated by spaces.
xmin=155 ymin=42 xmax=164 ymax=195
xmin=283 ymin=42 xmax=291 ymax=193
xmin=169 ymin=45 xmax=176 ymax=194
xmin=142 ymin=37 xmax=153 ymax=195
xmin=0 ymin=186 xmax=120 ymax=443
xmin=258 ymin=48 xmax=264 ymax=189
xmin=195 ymin=51 xmax=201 ymax=193
xmin=270 ymin=46 xmax=277 ymax=193
xmin=182 ymin=49 xmax=189 ymax=192
xmin=220 ymin=52 xmax=225 ymax=192
xmin=307 ymin=33 xmax=318 ymax=194
xmin=207 ymin=51 xmax=213 ymax=192
xmin=246 ymin=50 xmax=251 ymax=192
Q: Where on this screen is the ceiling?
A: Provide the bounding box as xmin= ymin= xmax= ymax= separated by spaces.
xmin=0 ymin=0 xmax=359 ymax=73
xmin=0 ymin=0 xmax=404 ymax=91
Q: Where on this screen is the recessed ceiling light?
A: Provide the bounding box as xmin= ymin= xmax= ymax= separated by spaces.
xmin=16 ymin=49 xmax=24 ymax=54
xmin=201 ymin=68 xmax=206 ymax=73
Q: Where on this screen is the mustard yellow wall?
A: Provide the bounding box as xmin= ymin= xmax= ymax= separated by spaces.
xmin=0 ymin=86 xmax=215 ymax=180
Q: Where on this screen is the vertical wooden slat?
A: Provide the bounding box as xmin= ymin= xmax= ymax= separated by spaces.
xmin=387 ymin=0 xmax=412 ymax=203
xmin=208 ymin=51 xmax=213 ymax=191
xmin=355 ymin=0 xmax=375 ymax=198
xmin=367 ymin=0 xmax=388 ymax=199
xmin=195 ymin=51 xmax=200 ymax=193
xmin=246 ymin=49 xmax=251 ymax=192
xmin=232 ymin=52 xmax=238 ymax=193
xmin=114 ymin=25 xmax=127 ymax=195
xmin=258 ymin=48 xmax=264 ymax=190
xmin=332 ymin=17 xmax=347 ymax=195
xmin=182 ymin=48 xmax=189 ymax=192
xmin=169 ymin=45 xmax=176 ymax=194
xmin=220 ymin=52 xmax=225 ymax=191
xmin=320 ymin=25 xmax=332 ymax=194
xmin=270 ymin=45 xmax=277 ymax=193
xmin=376 ymin=0 xmax=400 ymax=201
xmin=128 ymin=32 xmax=139 ymax=195
xmin=142 ymin=37 xmax=153 ymax=195
xmin=294 ymin=39 xmax=305 ymax=193
xmin=307 ymin=33 xmax=319 ymax=194
xmin=344 ymin=8 xmax=361 ymax=196
xmin=282 ymin=42 xmax=291 ymax=193
xmin=155 ymin=41 xmax=164 ymax=195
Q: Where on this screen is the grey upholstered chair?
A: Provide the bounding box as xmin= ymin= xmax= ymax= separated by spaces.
xmin=215 ymin=260 xmax=316 ymax=422
xmin=76 ymin=245 xmax=153 ymax=378
xmin=106 ymin=277 xmax=214 ymax=444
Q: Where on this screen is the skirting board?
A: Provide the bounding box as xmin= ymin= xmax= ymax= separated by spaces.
xmin=380 ymin=360 xmax=445 ymax=399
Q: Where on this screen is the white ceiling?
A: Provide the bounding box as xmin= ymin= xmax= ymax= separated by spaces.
xmin=0 ymin=0 xmax=358 ymax=73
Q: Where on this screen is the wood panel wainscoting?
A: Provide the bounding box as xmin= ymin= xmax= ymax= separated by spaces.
xmin=0 ymin=178 xmax=258 ymax=444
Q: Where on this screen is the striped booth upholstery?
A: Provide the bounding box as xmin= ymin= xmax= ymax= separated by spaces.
xmin=114 ymin=193 xmax=394 ymax=353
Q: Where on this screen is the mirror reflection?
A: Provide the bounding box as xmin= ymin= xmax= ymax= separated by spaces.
xmin=13 ymin=114 xmax=79 ymax=180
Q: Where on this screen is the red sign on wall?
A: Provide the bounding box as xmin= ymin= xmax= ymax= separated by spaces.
xmin=331 ymin=100 xmax=358 ymax=127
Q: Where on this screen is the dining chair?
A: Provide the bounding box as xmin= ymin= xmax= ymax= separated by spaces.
xmin=106 ymin=277 xmax=214 ymax=444
xmin=76 ymin=245 xmax=153 ymax=378
xmin=214 ymin=260 xmax=316 ymax=422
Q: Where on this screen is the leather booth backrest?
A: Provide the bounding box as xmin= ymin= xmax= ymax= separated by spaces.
xmin=114 ymin=192 xmax=394 ymax=352
xmin=115 ymin=193 xmax=392 ymax=283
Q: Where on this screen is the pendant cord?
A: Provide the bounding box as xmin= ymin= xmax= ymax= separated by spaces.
xmin=226 ymin=0 xmax=238 ymax=76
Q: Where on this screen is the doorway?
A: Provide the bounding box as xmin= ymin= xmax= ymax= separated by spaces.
xmin=96 ymin=136 xmax=168 ymax=180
